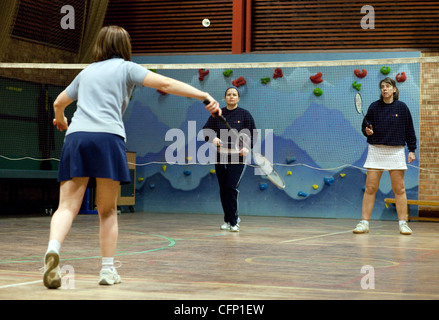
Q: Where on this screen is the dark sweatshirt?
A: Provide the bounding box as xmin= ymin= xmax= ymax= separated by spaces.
xmin=203 ymin=107 xmax=257 ymax=163
xmin=362 ymin=99 xmax=417 ymax=152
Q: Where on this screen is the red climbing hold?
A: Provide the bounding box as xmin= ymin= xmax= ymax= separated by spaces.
xmin=396 ymin=72 xmax=407 ymax=82
xmin=354 ymin=69 xmax=367 ymax=78
xmin=273 ymin=68 xmax=283 ymax=79
xmin=310 ymin=72 xmax=323 ymax=84
xmin=198 ymin=69 xmax=209 ymax=81
xmin=232 ymin=76 xmax=246 ymax=87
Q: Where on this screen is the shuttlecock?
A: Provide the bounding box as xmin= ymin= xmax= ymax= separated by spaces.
xmin=202 ymin=19 xmax=210 ymax=27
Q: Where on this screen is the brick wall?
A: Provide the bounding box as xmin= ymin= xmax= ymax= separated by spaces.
xmin=0 ymin=38 xmax=79 ymax=86
xmin=419 ymin=51 xmax=439 ymax=215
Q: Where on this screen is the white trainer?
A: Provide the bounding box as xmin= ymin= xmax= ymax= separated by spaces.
xmin=99 ymin=268 xmax=121 ymax=285
xmin=353 ymin=221 xmax=369 ymax=234
xmin=230 ymin=225 xmax=239 ymax=232
xmin=220 ymin=222 xmax=230 ymax=230
xmin=399 ymin=221 xmax=412 ymax=235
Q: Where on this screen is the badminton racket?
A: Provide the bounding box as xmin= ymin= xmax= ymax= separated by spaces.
xmin=354 ymin=92 xmax=370 ymax=127
xmin=203 ymin=99 xmax=285 ymax=189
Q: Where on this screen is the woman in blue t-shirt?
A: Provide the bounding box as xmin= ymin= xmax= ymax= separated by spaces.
xmin=203 ymin=86 xmax=257 ymax=232
xmin=43 ymin=26 xmax=220 ymax=289
xmin=353 ymin=77 xmax=416 ymax=235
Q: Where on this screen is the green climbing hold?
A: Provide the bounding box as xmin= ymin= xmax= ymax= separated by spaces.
xmin=352 ymin=81 xmax=361 ymax=91
xmin=313 ymin=88 xmax=323 ymax=96
xmin=380 ymin=66 xmax=391 ymax=75
xmin=261 ymin=77 xmax=270 ymax=85
xmin=223 ymin=69 xmax=233 ymax=77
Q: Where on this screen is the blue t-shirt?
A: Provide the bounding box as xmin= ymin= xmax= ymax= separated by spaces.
xmin=65 ymin=58 xmax=149 ymax=140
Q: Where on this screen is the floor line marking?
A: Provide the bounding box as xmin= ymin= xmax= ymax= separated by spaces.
xmin=0 ymin=280 xmax=42 ymax=289
xmin=281 ymin=230 xmax=353 ymax=243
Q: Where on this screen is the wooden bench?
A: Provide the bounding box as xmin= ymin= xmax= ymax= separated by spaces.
xmin=384 ymin=198 xmax=439 ymax=222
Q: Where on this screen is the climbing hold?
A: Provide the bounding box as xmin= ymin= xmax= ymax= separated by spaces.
xmin=149 ymin=184 xmax=155 ymax=189
xmin=286 ymin=171 xmax=292 ymax=176
xmin=312 ymin=185 xmax=319 ymax=190
xmin=352 ymin=81 xmax=361 ymax=91
xmin=396 ymin=72 xmax=407 ymax=83
xmin=340 ymin=173 xmax=346 ymax=178
xmin=313 ymin=88 xmax=323 ymax=96
xmin=157 ymin=89 xmax=167 ymax=95
xmin=273 ymin=68 xmax=283 ymax=79
xmin=209 ymin=169 xmax=216 ymax=174
xmin=184 ymin=170 xmax=192 ymax=176
xmin=232 ymin=76 xmax=246 ymax=87
xmin=286 ymin=157 xmax=296 ymax=164
xmin=137 ymin=177 xmax=144 ymax=182
xmin=298 ymin=191 xmax=308 ymax=197
xmin=198 ymin=69 xmax=209 ymax=81
xmin=310 ymin=72 xmax=323 ymax=84
xmin=223 ymin=69 xmax=233 ymax=77
xmin=261 ymin=77 xmax=270 ymax=85
xmin=324 ymin=177 xmax=335 ymax=186
xmin=354 ymin=69 xmax=367 ymax=78
xmin=259 ymin=183 xmax=268 ymax=191
xmin=186 ymin=156 xmax=193 ymax=162
xmin=162 ymin=165 xmax=167 ymax=172
xmin=380 ymin=66 xmax=391 ymax=75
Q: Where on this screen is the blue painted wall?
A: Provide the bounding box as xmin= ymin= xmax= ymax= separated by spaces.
xmin=127 ymin=52 xmax=421 ymax=220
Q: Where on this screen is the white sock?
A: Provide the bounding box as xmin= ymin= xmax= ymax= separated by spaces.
xmin=102 ymin=257 xmax=114 ymax=271
xmin=47 ymin=240 xmax=61 ymax=254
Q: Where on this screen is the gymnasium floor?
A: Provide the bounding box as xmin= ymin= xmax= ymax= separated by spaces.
xmin=1 ymin=212 xmax=438 ymax=300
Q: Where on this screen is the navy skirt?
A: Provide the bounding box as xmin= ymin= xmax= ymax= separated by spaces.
xmin=58 ymin=132 xmax=131 ymax=185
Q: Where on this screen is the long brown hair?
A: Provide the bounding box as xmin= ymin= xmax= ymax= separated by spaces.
xmin=92 ymin=26 xmax=132 ymax=62
xmin=379 ymin=77 xmax=399 ymax=101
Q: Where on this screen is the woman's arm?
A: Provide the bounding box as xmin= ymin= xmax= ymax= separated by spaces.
xmin=142 ymin=72 xmax=220 ymax=116
xmin=53 ymin=90 xmax=73 ymax=132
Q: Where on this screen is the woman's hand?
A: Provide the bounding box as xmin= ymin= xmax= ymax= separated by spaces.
xmin=204 ymin=94 xmax=221 ymax=117
xmin=53 ymin=116 xmax=68 ymax=132
xmin=212 ymin=137 xmax=223 ymax=147
xmin=365 ymin=124 xmax=374 ymax=136
xmin=239 ymin=147 xmax=249 ymax=156
xmin=408 ymin=152 xmax=415 ymax=163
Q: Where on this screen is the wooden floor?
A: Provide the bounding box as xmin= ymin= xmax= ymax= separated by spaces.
xmin=1 ymin=212 xmax=439 ymax=300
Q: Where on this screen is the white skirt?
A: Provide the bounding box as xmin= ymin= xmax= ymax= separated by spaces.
xmin=363 ymin=144 xmax=407 ymax=170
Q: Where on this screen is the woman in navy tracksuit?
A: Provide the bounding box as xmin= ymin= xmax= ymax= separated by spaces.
xmin=203 ymin=86 xmax=257 ymax=232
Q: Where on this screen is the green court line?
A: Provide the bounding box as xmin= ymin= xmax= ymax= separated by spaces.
xmin=0 ymin=235 xmax=176 ymax=264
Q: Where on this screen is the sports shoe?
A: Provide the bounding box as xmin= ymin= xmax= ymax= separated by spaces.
xmin=230 ymin=225 xmax=239 ymax=232
xmin=99 ymin=268 xmax=121 ymax=285
xmin=399 ymin=221 xmax=412 ymax=235
xmin=353 ymin=221 xmax=369 ymax=234
xmin=43 ymin=250 xmax=61 ymax=289
xmin=220 ymin=222 xmax=230 ymax=230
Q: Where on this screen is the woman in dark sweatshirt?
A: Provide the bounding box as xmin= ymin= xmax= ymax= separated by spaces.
xmin=353 ymin=77 xmax=416 ymax=235
xmin=203 ymin=86 xmax=257 ymax=232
